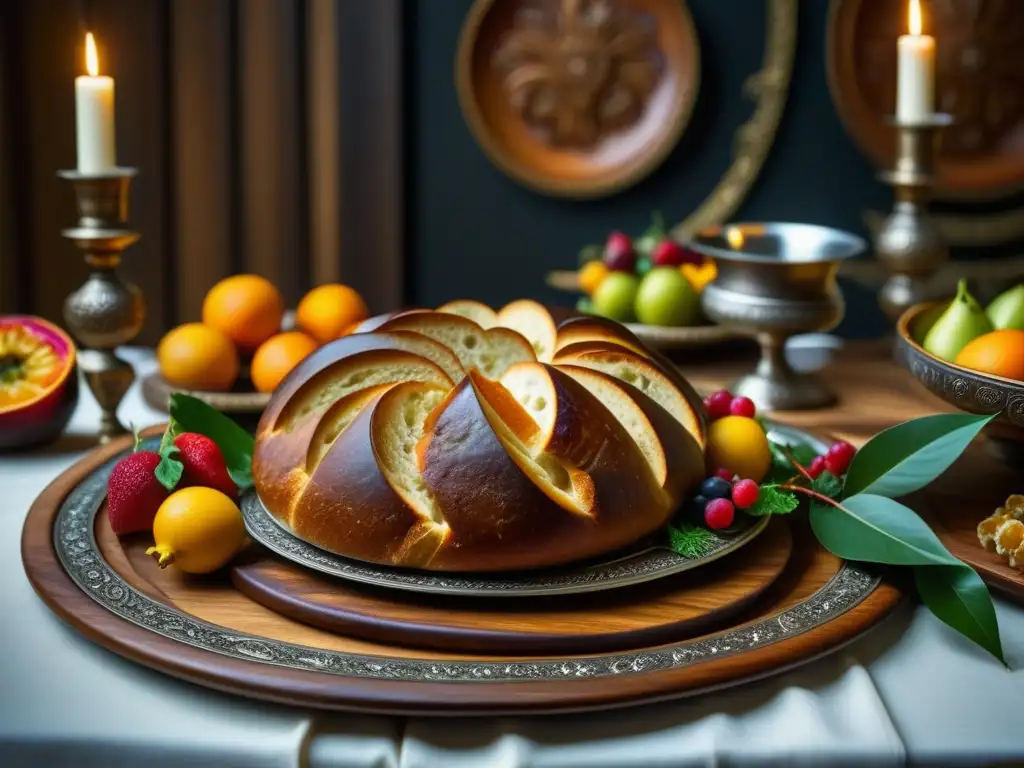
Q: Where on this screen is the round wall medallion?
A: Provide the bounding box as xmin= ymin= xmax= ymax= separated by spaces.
xmin=456 ymin=0 xmax=701 ymax=198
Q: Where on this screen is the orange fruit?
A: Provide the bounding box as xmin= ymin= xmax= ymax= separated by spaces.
xmin=202 ymin=275 xmax=284 ymax=352
xmin=295 ymin=283 xmax=369 ymax=345
xmin=578 ymin=261 xmax=610 ymax=295
xmin=953 ymin=329 xmax=1024 ymax=381
xmin=157 ymin=323 xmax=239 ymax=392
xmin=251 ymin=331 xmax=319 ymax=393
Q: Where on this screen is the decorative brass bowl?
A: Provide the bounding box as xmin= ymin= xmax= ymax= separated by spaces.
xmin=895 ymin=301 xmax=1024 ymax=465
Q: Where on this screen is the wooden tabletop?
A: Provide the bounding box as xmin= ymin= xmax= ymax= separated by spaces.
xmin=675 ymin=339 xmax=954 ymax=446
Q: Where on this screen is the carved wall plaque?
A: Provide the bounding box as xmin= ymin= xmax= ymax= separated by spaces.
xmin=492 ymin=0 xmax=665 ymax=148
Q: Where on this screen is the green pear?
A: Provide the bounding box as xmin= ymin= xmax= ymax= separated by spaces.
xmin=986 ymin=283 xmax=1024 ymax=330
xmin=910 ymin=301 xmax=949 ymax=343
xmin=922 ymin=279 xmax=993 ymax=362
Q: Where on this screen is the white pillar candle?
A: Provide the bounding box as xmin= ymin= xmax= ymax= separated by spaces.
xmin=75 ymin=33 xmax=116 ymax=173
xmin=896 ymin=0 xmax=935 ymax=123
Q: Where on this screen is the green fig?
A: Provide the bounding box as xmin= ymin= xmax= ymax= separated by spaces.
xmin=922 ymin=279 xmax=994 ymax=362
xmin=986 ymin=283 xmax=1024 ymax=330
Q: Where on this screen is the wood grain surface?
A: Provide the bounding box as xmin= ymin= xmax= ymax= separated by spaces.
xmin=228 ymin=522 xmax=793 ymax=654
xmin=21 ymin=341 xmax=946 ymax=714
xmin=910 ymin=443 xmax=1024 ymax=602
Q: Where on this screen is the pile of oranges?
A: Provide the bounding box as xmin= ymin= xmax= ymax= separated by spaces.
xmin=157 ymin=276 xmax=369 ymax=394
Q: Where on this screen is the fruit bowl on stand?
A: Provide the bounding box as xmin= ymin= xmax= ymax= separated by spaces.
xmin=896 ymin=300 xmax=1024 ymax=466
xmin=546 ymin=216 xmax=749 ymax=353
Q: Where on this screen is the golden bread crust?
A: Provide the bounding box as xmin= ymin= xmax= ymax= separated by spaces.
xmin=251 ymin=306 xmax=708 ymax=572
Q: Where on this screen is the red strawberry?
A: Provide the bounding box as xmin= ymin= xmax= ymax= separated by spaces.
xmin=173 ymin=432 xmax=237 ymax=500
xmin=107 ymin=450 xmax=168 ymax=534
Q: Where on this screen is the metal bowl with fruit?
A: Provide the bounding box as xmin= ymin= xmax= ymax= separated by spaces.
xmin=896 ymin=280 xmax=1024 ymax=464
xmin=546 ymin=215 xmax=746 ymax=351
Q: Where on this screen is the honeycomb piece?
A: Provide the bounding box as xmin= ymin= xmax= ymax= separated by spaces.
xmin=1003 ymin=495 xmax=1024 ymax=521
xmin=978 ymin=513 xmax=1011 ymax=552
xmin=995 ymin=519 xmax=1024 ymax=558
xmin=1010 ymin=545 xmax=1024 ymax=571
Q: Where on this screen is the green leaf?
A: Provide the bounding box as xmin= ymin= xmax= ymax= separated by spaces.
xmin=843 ymin=413 xmax=995 ymax=499
xmin=809 ymin=494 xmax=958 ymax=567
xmin=745 ymin=484 xmax=799 ymax=517
xmin=169 ymin=393 xmax=255 ymax=490
xmin=154 ymin=445 xmax=184 ymax=492
xmin=667 ymin=522 xmax=716 ymax=559
xmin=811 ymin=471 xmax=843 ymax=500
xmin=914 ymin=564 xmax=1005 ymax=664
xmin=767 ymin=440 xmax=819 ymax=482
xmin=228 ymin=466 xmax=254 ymax=491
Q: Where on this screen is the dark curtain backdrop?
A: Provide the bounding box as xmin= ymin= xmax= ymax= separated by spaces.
xmin=0 ymin=0 xmax=403 ymax=346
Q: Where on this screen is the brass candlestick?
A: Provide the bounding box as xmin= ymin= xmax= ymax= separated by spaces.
xmin=874 ymin=114 xmax=953 ymax=324
xmin=59 ymin=168 xmax=145 ymax=444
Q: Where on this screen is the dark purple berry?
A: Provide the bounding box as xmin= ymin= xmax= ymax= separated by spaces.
xmin=699 ymin=476 xmax=732 ymax=500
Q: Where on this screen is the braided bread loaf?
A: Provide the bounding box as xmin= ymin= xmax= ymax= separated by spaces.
xmin=252 ymin=301 xmax=706 ymax=572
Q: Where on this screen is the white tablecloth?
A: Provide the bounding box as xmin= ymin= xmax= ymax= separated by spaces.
xmin=2 ymin=350 xmax=1023 ymax=767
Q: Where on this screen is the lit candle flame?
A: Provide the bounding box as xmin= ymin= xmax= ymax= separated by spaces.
xmin=726 ymin=227 xmax=744 ymax=250
xmin=85 ymin=32 xmax=100 ymax=77
xmin=908 ymin=0 xmax=922 ymax=36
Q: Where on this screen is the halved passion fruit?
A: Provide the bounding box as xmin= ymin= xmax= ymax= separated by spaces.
xmin=0 ymin=316 xmax=78 ymax=451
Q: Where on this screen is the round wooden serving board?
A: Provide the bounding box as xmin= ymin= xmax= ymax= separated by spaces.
xmin=22 ymin=428 xmax=902 ymax=716
xmin=230 ymin=522 xmax=792 ymax=654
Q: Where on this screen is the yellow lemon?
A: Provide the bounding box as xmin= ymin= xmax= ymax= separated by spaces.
xmin=706 ymin=415 xmax=771 ymax=482
xmin=146 ymin=487 xmax=246 ymax=574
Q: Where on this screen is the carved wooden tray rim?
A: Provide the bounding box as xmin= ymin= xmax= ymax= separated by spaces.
xmin=21 ymin=425 xmax=902 ymax=715
xmin=456 ymin=0 xmax=702 ymax=198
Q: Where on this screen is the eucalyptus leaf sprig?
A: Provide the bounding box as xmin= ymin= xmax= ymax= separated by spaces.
xmin=755 ymin=413 xmax=1005 ymax=664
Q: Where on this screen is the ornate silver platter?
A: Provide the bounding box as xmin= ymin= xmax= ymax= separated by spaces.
xmin=241 ymin=424 xmax=826 ymax=598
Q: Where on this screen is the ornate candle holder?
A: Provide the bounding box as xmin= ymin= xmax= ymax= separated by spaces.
xmin=874 ymin=114 xmax=953 ymax=324
xmin=689 ymin=222 xmax=866 ymax=412
xmin=59 ymin=168 xmax=145 ymax=444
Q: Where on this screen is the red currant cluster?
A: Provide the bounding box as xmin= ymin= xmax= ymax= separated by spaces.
xmin=809 ymin=441 xmax=856 ymax=478
xmin=702 ymin=389 xmax=755 ymax=420
xmin=690 ymin=472 xmax=760 ymax=531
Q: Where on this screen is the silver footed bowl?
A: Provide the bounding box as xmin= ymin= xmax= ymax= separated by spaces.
xmin=688 ymin=222 xmax=866 ymax=412
xmin=896 ymin=301 xmax=1024 ymax=466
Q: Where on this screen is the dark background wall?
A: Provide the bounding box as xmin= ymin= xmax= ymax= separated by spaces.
xmin=406 ymin=0 xmax=896 ymax=339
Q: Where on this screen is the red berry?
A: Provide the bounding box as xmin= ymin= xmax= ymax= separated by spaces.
xmin=824 ymin=455 xmax=847 ymax=476
xmin=703 ymin=390 xmax=733 ymax=420
xmin=731 ymin=479 xmax=759 ymax=509
xmin=107 ymin=451 xmax=168 ymax=534
xmin=807 ymin=455 xmax=826 ymax=479
xmin=728 ymin=396 xmax=756 ymax=418
xmin=714 ymin=467 xmax=734 ymax=482
xmin=651 ymin=239 xmax=686 ymax=267
xmin=173 ymin=433 xmax=238 ymax=500
xmin=704 ymin=498 xmax=735 ymax=529
xmin=825 ymin=441 xmax=856 ymax=475
xmin=603 ymin=231 xmax=637 ymax=272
